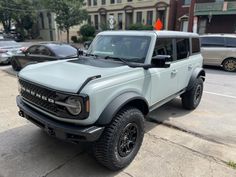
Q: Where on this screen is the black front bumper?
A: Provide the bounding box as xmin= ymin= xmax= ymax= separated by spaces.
xmin=16 ymin=96 xmax=104 ymax=142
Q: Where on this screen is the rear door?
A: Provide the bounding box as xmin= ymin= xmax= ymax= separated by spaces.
xmin=171 ymin=38 xmax=192 ymax=91
xmin=201 ymin=37 xmax=226 ymax=65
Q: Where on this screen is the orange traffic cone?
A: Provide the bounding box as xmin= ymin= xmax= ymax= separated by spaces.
xmin=154 ymin=19 xmax=163 ymax=30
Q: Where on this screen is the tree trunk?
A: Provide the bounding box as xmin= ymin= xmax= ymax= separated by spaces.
xmin=66 ymin=28 xmax=70 ymax=43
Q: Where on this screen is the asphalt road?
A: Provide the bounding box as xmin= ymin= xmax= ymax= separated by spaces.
xmin=0 ymin=65 xmax=236 ymax=177
xmin=149 ymin=66 xmax=236 ymax=147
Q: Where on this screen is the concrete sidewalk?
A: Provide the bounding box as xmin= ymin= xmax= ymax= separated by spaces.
xmin=0 ymin=69 xmax=236 ymax=177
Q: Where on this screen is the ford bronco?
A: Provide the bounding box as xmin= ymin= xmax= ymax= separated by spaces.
xmin=17 ymin=31 xmax=205 ymax=170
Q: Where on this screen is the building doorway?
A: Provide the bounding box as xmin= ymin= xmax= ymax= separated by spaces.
xmin=125 ymin=12 xmax=133 ymax=29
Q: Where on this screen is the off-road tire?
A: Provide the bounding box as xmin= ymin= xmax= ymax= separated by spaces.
xmin=182 ymin=77 xmax=203 ymax=110
xmin=93 ymin=107 xmax=145 ymax=171
xmin=11 ymin=59 xmax=21 ymax=71
xmin=222 ymin=58 xmax=236 ymax=72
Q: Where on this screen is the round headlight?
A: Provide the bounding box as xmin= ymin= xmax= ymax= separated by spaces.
xmin=65 ymin=97 xmax=82 ymax=116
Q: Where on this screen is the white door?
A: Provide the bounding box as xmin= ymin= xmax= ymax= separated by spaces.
xmin=149 ymin=66 xmax=178 ymax=105
xmin=149 ymin=38 xmax=179 ymax=105
xmin=182 ymin=20 xmax=188 ymax=32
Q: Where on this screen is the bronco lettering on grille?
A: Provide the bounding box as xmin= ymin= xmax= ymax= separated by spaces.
xmin=21 ymin=86 xmax=55 ymax=103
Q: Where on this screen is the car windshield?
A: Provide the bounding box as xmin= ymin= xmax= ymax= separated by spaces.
xmin=87 ymin=35 xmax=151 ymax=63
xmin=0 ymin=40 xmax=19 ymax=47
xmin=49 ymin=44 xmax=78 ymax=58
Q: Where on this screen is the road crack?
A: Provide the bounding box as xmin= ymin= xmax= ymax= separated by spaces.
xmin=146 ymin=132 xmax=227 ymax=166
xmin=41 ymin=151 xmax=85 ymax=177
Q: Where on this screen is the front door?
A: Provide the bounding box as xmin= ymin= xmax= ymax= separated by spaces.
xmin=150 ymin=38 xmax=179 ymax=105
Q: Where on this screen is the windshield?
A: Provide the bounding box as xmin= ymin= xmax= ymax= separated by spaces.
xmin=87 ymin=35 xmax=151 ymax=63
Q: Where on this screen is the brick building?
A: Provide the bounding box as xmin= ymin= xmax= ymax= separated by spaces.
xmin=170 ymin=0 xmax=236 ymax=34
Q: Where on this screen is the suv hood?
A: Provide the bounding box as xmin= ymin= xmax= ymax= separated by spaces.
xmin=18 ymin=60 xmax=131 ymax=93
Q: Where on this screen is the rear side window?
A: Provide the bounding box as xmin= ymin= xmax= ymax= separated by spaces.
xmin=192 ymin=38 xmax=200 ymax=54
xmin=176 ymin=38 xmax=190 ymax=60
xmin=225 ymin=37 xmax=236 ymax=47
xmin=153 ymin=38 xmax=173 ymax=61
xmin=201 ymin=37 xmax=225 ymax=47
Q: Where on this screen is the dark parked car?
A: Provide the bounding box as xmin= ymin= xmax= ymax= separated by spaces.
xmin=11 ymin=43 xmax=78 ymax=71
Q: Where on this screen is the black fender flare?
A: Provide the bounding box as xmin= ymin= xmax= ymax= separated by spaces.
xmin=96 ymin=92 xmax=149 ymax=126
xmin=187 ymin=68 xmax=205 ymax=91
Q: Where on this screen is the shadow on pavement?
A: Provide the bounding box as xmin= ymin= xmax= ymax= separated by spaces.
xmin=0 ymin=124 xmax=122 ymax=177
xmin=0 ymin=65 xmax=17 ymax=77
xmin=147 ymin=98 xmax=191 ymax=123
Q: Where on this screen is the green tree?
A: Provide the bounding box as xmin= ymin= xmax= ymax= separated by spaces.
xmin=0 ymin=0 xmax=36 ymax=36
xmin=44 ymin=0 xmax=88 ymax=43
xmin=0 ymin=0 xmax=16 ymax=32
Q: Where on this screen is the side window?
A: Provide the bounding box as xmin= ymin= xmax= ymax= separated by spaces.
xmin=27 ymin=46 xmax=39 ymax=54
xmin=153 ymin=38 xmax=173 ymax=61
xmin=176 ymin=38 xmax=190 ymax=60
xmin=201 ymin=37 xmax=225 ymax=47
xmin=225 ymin=37 xmax=236 ymax=47
xmin=192 ymin=38 xmax=200 ymax=54
xmin=38 ymin=46 xmax=51 ymax=56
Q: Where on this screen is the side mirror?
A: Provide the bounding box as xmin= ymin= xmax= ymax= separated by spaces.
xmin=152 ymin=55 xmax=171 ymax=68
xmin=77 ymin=48 xmax=84 ymax=56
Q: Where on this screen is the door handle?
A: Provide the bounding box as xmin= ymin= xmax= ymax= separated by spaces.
xmin=171 ymin=69 xmax=177 ymax=75
xmin=188 ymin=64 xmax=193 ymax=70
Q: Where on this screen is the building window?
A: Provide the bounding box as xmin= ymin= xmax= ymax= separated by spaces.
xmin=118 ymin=13 xmax=123 ymax=29
xmin=88 ymin=0 xmax=91 ymax=6
xmin=157 ymin=10 xmax=166 ymax=29
xmin=110 ymin=0 xmax=115 ymax=4
xmin=88 ymin=15 xmax=92 ymax=25
xmin=127 ymin=0 xmax=132 ymax=2
xmin=176 ymin=38 xmax=190 ymax=60
xmin=94 ymin=15 xmax=99 ymax=30
xmin=93 ymin=0 xmax=97 ymax=6
xmin=136 ymin=12 xmax=142 ymax=24
xmin=117 ymin=0 xmax=122 ymax=3
xmin=147 ymin=11 xmax=153 ymax=25
xmin=40 ymin=13 xmax=45 ymax=29
xmin=102 ymin=0 xmax=106 ymax=5
xmin=184 ymin=0 xmax=191 ymax=5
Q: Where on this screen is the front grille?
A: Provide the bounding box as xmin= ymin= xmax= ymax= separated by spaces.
xmin=19 ymin=79 xmax=58 ymax=115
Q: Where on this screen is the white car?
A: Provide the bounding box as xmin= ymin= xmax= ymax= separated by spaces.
xmin=17 ymin=30 xmax=205 ymax=170
xmin=0 ymin=40 xmax=22 ymax=64
xmin=201 ymin=34 xmax=236 ymax=72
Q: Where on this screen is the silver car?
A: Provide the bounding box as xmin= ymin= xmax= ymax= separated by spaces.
xmin=201 ymin=34 xmax=236 ymax=72
xmin=0 ymin=40 xmax=22 ymax=64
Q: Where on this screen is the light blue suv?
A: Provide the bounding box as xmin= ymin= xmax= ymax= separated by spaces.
xmin=17 ymin=31 xmax=205 ymax=170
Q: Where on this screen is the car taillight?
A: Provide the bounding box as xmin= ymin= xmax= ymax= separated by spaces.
xmin=20 ymin=47 xmax=27 ymax=52
xmin=0 ymin=49 xmax=8 ymax=53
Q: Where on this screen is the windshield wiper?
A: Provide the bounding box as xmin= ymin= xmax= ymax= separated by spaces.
xmin=86 ymin=53 xmax=98 ymax=58
xmin=104 ymin=56 xmax=129 ymax=64
xmin=104 ymin=56 xmax=152 ymax=69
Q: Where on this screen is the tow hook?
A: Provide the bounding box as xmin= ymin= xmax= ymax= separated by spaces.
xmin=47 ymin=127 xmax=55 ymax=136
xmin=18 ymin=110 xmax=25 ymax=117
